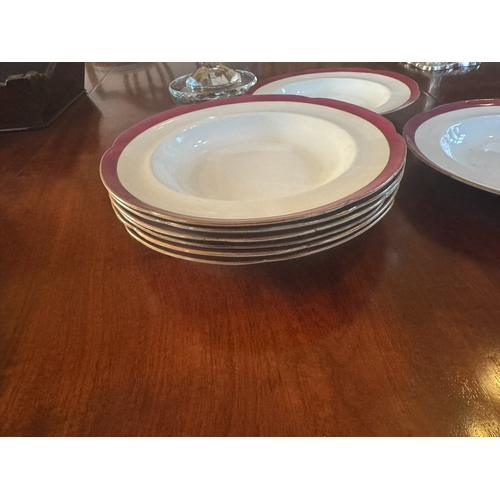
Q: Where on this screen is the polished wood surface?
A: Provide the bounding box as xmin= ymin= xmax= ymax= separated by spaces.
xmin=1 ymin=62 xmax=499 ymax=437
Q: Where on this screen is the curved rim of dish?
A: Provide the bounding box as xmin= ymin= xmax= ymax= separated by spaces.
xmin=403 ymin=98 xmax=500 ymax=195
xmin=100 ymin=94 xmax=406 ymax=226
xmin=246 ymin=67 xmax=420 ymax=114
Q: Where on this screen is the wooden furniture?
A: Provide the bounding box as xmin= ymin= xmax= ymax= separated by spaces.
xmin=1 ymin=62 xmax=499 ymax=436
xmin=0 ymin=63 xmax=86 ymax=131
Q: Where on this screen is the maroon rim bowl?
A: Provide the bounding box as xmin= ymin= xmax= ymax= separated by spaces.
xmin=247 ymin=67 xmax=420 ymax=115
xmin=100 ymin=94 xmax=407 ymax=226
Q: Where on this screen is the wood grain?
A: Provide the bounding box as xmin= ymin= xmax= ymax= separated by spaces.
xmin=1 ymin=62 xmax=499 ymax=436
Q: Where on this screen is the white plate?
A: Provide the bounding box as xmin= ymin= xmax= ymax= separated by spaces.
xmin=248 ymin=68 xmax=420 ymax=115
xmin=100 ymin=95 xmax=405 ymax=225
xmin=404 ymin=99 xmax=500 ymax=194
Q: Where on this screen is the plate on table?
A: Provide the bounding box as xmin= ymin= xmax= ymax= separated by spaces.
xmin=403 ymin=99 xmax=500 ymax=195
xmin=101 ymin=95 xmax=405 ymax=226
xmin=247 ymin=68 xmax=420 ymax=115
xmin=100 ymin=94 xmax=406 ymax=263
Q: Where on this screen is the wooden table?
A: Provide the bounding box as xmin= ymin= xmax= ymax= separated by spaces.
xmin=1 ymin=62 xmax=499 ymax=437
